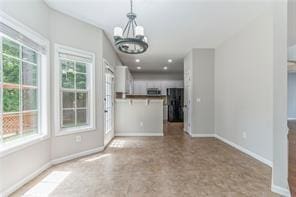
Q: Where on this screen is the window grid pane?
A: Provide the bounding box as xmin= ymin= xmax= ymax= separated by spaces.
xmin=60 ymin=56 xmax=90 ymax=129
xmin=1 ymin=36 xmax=40 ymax=143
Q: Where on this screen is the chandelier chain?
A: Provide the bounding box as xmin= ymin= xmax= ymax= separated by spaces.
xmin=130 ymin=0 xmax=133 ymax=13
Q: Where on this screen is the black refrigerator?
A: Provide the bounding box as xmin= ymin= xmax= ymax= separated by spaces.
xmin=167 ymin=88 xmax=184 ymax=122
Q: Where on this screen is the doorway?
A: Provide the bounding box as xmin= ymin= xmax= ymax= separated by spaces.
xmin=104 ymin=60 xmax=115 ymax=146
xmin=183 ymin=70 xmax=191 ymax=135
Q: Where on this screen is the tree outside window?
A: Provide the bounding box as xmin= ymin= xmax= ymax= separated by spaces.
xmin=0 ymin=37 xmax=39 ymax=142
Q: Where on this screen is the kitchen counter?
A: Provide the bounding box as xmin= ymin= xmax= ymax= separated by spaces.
xmin=115 ymin=99 xmax=163 ymax=136
xmin=125 ymin=95 xmax=167 ymax=105
xmin=126 ymin=95 xmax=166 ymax=99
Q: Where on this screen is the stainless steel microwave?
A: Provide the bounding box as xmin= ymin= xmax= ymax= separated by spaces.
xmin=147 ymin=88 xmax=161 ymax=96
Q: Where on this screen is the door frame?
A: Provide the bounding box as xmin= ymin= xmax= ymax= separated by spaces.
xmin=103 ymin=59 xmax=115 ymax=146
xmin=184 ymin=70 xmax=192 ymax=135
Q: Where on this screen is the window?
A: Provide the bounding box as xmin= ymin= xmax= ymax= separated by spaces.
xmin=0 ymin=13 xmax=49 ymax=154
xmin=55 ymin=44 xmax=95 ymax=136
xmin=0 ymin=37 xmax=39 ymax=142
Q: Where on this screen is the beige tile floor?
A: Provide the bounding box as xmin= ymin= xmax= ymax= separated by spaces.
xmin=11 ymin=123 xmax=278 ymax=197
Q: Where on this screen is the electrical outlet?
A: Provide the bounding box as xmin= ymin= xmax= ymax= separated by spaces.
xmin=75 ymin=135 xmax=82 ymax=142
xmin=140 ymin=121 xmax=144 ymax=127
xmin=242 ymin=132 xmax=247 ymax=139
xmin=196 ymin=98 xmax=201 ymax=103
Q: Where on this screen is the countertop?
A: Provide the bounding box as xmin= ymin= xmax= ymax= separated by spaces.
xmin=126 ymin=95 xmax=166 ymax=99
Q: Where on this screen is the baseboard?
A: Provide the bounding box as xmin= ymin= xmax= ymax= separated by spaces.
xmin=51 ymin=146 xmax=104 ymax=165
xmin=115 ymin=133 xmax=163 ymax=137
xmin=2 ymin=162 xmax=51 ymax=197
xmin=215 ymin=134 xmax=273 ymax=167
xmin=1 ymin=146 xmax=105 ymax=197
xmin=271 ymin=184 xmax=291 ymax=197
xmin=190 ymin=133 xmax=216 ymax=137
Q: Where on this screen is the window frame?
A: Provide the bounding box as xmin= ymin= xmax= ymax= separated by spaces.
xmin=0 ymin=11 xmax=50 ymax=157
xmin=54 ymin=44 xmax=95 ymax=136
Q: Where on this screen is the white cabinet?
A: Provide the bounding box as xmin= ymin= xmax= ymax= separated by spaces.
xmin=146 ymin=81 xmax=161 ymax=89
xmin=289 ymin=45 xmax=296 ymax=62
xmin=134 ymin=81 xmax=147 ymax=95
xmin=115 ymin=66 xmax=133 ymax=94
xmin=133 ymin=80 xmax=184 ymax=95
xmin=127 ymin=71 xmax=134 ymax=94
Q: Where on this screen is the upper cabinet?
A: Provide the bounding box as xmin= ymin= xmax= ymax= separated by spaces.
xmin=288 ymin=45 xmax=296 ymax=73
xmin=289 ymin=45 xmax=296 ymax=62
xmin=115 ymin=66 xmax=133 ymax=94
xmin=133 ymin=80 xmax=184 ymax=95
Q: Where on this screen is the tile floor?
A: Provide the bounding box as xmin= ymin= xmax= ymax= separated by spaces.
xmin=11 ymin=122 xmax=277 ymax=197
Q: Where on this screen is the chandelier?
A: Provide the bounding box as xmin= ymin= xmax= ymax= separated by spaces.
xmin=113 ymin=0 xmax=148 ymax=54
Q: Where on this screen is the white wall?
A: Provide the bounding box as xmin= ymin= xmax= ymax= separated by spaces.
xmin=184 ymin=49 xmax=215 ymax=135
xmin=115 ymin=99 xmax=163 ymax=135
xmin=272 ymin=1 xmax=288 ymax=193
xmin=288 ymin=73 xmax=296 ymax=119
xmin=0 ymin=0 xmax=122 ymax=194
xmin=102 ymin=32 xmax=122 ymax=68
xmin=288 ymin=0 xmax=296 ymax=47
xmin=49 ymin=10 xmax=105 ymax=159
xmin=192 ymin=49 xmax=215 ymax=134
xmin=0 ymin=0 xmax=51 ymax=193
xmin=215 ymin=12 xmax=274 ymax=163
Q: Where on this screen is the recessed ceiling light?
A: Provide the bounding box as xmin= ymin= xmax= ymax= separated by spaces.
xmin=137 ymin=66 xmax=142 ymax=70
xmin=163 ymin=66 xmax=168 ymax=70
xmin=168 ymin=59 xmax=173 ymax=63
xmin=135 ymin=59 xmax=140 ymax=63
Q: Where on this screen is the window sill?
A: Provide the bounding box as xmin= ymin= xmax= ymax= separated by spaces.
xmin=55 ymin=126 xmax=96 ymax=137
xmin=0 ymin=133 xmax=50 ymax=158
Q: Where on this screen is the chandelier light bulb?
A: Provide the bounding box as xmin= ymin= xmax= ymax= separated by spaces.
xmin=135 ymin=26 xmax=144 ymax=37
xmin=114 ymin=27 xmax=123 ymax=38
xmin=143 ymin=36 xmax=148 ymax=43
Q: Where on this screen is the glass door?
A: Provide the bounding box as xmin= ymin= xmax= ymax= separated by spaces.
xmin=104 ymin=61 xmax=114 ymax=145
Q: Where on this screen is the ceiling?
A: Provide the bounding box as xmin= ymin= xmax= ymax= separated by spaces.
xmin=44 ymin=0 xmax=271 ymax=73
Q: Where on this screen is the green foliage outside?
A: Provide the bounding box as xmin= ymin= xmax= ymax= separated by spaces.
xmin=76 ymin=62 xmax=86 ymax=73
xmin=3 ymin=38 xmax=20 ymax=57
xmin=76 ymin=74 xmax=86 ymax=89
xmin=3 ymin=56 xmax=20 ymax=84
xmin=61 ymin=60 xmax=87 ymax=89
xmin=1 ymin=37 xmax=38 ymax=113
xmin=3 ymin=89 xmax=19 ymax=112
